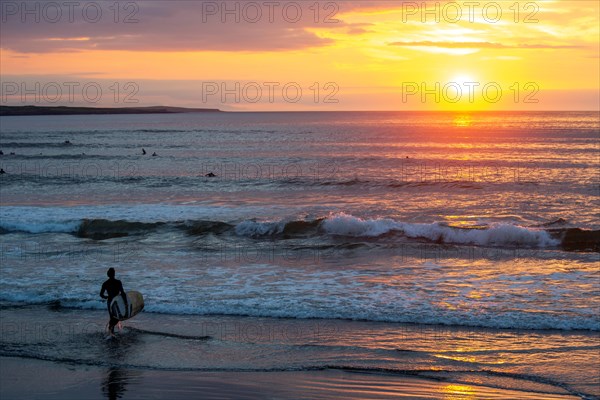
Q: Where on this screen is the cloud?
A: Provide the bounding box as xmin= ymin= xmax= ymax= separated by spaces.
xmin=389 ymin=41 xmax=583 ymax=49
xmin=0 ymin=1 xmax=346 ymax=53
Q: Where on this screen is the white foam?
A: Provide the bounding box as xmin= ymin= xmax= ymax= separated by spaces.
xmin=1 ymin=257 xmax=597 ymax=331
xmin=2 ymin=289 xmax=597 ymax=331
xmin=321 ymin=213 xmax=398 ymax=237
xmin=322 ymin=213 xmax=560 ymax=247
xmin=0 ymin=220 xmax=81 ymax=234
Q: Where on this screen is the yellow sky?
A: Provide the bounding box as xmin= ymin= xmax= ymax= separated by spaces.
xmin=1 ymin=0 xmax=598 ymax=110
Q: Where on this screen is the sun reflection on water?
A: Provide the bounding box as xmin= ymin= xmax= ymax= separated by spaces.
xmin=441 ymin=384 xmax=476 ymax=399
xmin=453 ymin=115 xmax=473 ymax=127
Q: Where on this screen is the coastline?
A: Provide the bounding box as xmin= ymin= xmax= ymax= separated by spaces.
xmin=0 ymin=105 xmax=222 ymax=116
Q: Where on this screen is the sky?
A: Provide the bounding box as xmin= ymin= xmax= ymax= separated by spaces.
xmin=0 ymin=0 xmax=598 ymax=111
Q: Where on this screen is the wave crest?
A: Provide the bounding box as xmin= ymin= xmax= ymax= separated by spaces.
xmin=1 ymin=211 xmax=597 ymax=251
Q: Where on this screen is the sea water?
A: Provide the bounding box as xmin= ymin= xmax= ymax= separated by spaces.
xmin=0 ymin=111 xmax=598 ymax=397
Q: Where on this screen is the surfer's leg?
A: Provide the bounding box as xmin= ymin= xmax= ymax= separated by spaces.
xmin=109 ymin=317 xmax=118 ymax=334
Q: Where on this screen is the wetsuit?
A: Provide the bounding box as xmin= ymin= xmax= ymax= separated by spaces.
xmin=100 ymin=278 xmax=127 ymax=333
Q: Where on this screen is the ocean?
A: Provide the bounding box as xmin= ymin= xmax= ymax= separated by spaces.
xmin=0 ymin=111 xmax=599 ymax=398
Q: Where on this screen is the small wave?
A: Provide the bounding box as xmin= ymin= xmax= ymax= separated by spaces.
xmin=1 ymin=296 xmax=598 ymax=331
xmin=184 ymin=220 xmax=233 ymax=236
xmin=320 ymin=367 xmax=588 ymax=399
xmin=227 ymin=213 xmax=594 ymax=252
xmin=0 ymin=142 xmax=78 ymax=148
xmin=234 ymin=218 xmax=322 ymax=238
xmin=1 ymin=209 xmax=595 ymax=251
xmin=321 ymin=213 xmax=560 ymax=248
xmin=535 ymin=218 xmax=569 ymax=227
xmin=77 ymin=219 xmax=166 ymax=240
xmin=319 ymin=178 xmax=369 ymax=187
xmin=548 ymin=228 xmax=600 ymax=252
xmin=279 ymin=177 xmax=487 ymax=189
xmin=125 ymin=327 xmax=211 ymax=340
xmin=133 ymin=129 xmax=190 ymax=133
xmin=386 ymin=181 xmax=484 ymax=189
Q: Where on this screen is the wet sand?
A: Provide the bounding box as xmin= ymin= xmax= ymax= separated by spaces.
xmin=0 ymin=357 xmax=581 ymax=400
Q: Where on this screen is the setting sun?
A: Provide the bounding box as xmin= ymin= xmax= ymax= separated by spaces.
xmin=451 ymin=75 xmax=477 ymax=86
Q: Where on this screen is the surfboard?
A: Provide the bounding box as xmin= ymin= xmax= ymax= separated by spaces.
xmin=109 ymin=291 xmax=144 ymax=321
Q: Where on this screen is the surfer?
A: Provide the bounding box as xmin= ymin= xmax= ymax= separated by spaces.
xmin=142 ymin=148 xmax=146 ymax=155
xmin=100 ymin=268 xmax=128 ymax=337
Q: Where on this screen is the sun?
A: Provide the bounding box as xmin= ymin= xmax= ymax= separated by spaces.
xmin=451 ymin=74 xmax=478 ymax=86
xmin=435 ymin=73 xmax=490 ymax=111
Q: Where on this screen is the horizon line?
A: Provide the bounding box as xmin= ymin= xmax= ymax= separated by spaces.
xmin=1 ymin=105 xmax=599 ymax=114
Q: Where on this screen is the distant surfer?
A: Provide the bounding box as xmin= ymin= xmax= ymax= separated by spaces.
xmin=100 ymin=268 xmax=128 ymax=338
xmin=152 ymin=152 xmax=157 ymax=157
xmin=0 ymin=169 xmax=5 ymax=174
xmin=142 ymin=148 xmax=146 ymax=155
xmin=205 ymin=172 xmax=216 ymax=177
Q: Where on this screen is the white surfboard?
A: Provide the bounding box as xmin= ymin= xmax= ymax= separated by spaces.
xmin=109 ymin=291 xmax=144 ymax=321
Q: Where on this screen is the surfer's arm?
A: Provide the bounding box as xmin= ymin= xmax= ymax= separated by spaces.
xmin=99 ymin=283 xmax=108 ymax=299
xmin=119 ymin=282 xmax=128 ymax=306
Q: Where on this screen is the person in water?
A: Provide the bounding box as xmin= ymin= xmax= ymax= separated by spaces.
xmin=100 ymin=268 xmax=128 ymax=336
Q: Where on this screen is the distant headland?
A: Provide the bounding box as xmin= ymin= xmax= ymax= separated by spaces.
xmin=0 ymin=105 xmax=222 ymax=116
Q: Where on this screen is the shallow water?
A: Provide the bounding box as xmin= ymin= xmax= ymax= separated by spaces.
xmin=0 ymin=307 xmax=597 ymax=398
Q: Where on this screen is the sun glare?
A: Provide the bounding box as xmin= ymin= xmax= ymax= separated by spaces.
xmin=451 ymin=75 xmax=477 ymax=86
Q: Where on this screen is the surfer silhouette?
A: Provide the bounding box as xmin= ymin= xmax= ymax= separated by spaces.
xmin=100 ymin=268 xmax=127 ymax=337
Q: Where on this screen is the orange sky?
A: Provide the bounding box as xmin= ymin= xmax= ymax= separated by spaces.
xmin=1 ymin=0 xmax=598 ymax=110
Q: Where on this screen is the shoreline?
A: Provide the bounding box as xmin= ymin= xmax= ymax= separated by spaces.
xmin=1 ymin=305 xmax=597 ymax=399
xmin=3 ymin=301 xmax=599 ymax=335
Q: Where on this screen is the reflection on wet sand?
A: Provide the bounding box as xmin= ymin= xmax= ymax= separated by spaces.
xmin=102 ymin=368 xmax=129 ymax=400
xmin=101 ymin=328 xmax=142 ymax=400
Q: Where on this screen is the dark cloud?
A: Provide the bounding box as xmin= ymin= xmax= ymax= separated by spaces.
xmin=0 ymin=1 xmax=375 ymax=53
